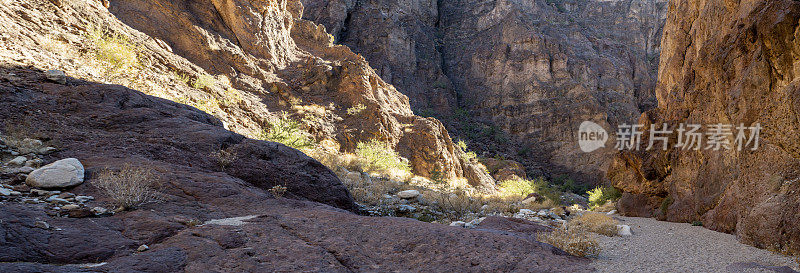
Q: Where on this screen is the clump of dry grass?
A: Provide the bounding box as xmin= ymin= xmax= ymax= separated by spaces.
xmin=568 ymin=212 xmax=619 ymax=237
xmin=210 ymin=147 xmax=238 ymax=171
xmin=537 ymin=226 xmax=601 ymax=257
xmin=268 ymin=185 xmax=287 ymax=198
xmin=424 ymin=188 xmax=484 ymax=220
xmin=93 ymin=164 xmax=159 ymax=210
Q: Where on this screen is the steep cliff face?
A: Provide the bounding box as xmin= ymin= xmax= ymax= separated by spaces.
xmin=301 ymin=0 xmax=668 ymax=184
xmin=96 ymin=0 xmax=492 ymax=187
xmin=608 ymin=0 xmax=800 ymax=254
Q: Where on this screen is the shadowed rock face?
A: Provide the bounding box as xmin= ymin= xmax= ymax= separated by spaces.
xmin=301 ymin=0 xmax=668 ymax=184
xmin=0 ymin=65 xmax=592 ymax=272
xmin=608 ymin=0 xmax=800 ymax=254
xmin=106 ymin=0 xmax=493 ymax=188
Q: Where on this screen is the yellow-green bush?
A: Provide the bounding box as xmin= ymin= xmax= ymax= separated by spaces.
xmin=499 ymin=177 xmax=561 ymax=202
xmin=568 ymin=212 xmax=619 ymax=237
xmin=355 ymin=140 xmax=410 ymax=174
xmin=259 ymin=113 xmax=315 ymax=150
xmin=588 ymin=186 xmax=621 ymax=208
xmin=537 ymin=226 xmax=601 ymax=257
xmin=87 ymin=27 xmax=139 ymax=73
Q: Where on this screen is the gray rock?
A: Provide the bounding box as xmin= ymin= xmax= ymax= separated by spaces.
xmin=26 ymin=158 xmax=84 ymax=189
xmin=34 ymin=221 xmax=50 ymax=229
xmin=45 ymin=70 xmax=67 ymax=84
xmin=137 ymin=244 xmax=149 ymax=252
xmin=397 ymin=190 xmax=420 ymax=199
xmin=0 ymin=188 xmax=12 ymax=196
xmin=397 ymin=204 xmax=416 ymax=213
xmin=617 ymin=225 xmax=632 ymax=236
xmin=62 ymin=204 xmax=80 ymax=210
xmin=75 ymin=195 xmax=94 ymax=203
xmin=7 ymin=166 xmax=36 ymax=174
xmin=7 ymin=156 xmax=27 ymax=166
xmin=46 ymin=196 xmax=69 ymax=204
xmin=449 ymin=221 xmax=466 ymax=227
xmin=91 ymin=207 xmax=108 ymax=215
xmin=38 ymin=147 xmax=57 ymax=155
xmin=30 ymin=189 xmax=53 ymax=196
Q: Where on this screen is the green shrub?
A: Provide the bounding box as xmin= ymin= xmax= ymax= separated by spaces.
xmin=88 ymin=27 xmax=139 ymax=73
xmin=691 ymin=221 xmax=703 ymax=226
xmin=660 ymin=196 xmax=674 ymax=215
xmin=456 ymin=140 xmax=477 ymax=161
xmin=588 ymin=186 xmax=622 ymax=208
xmin=259 ymin=113 xmax=314 ymax=150
xmin=355 ymin=140 xmax=410 ymax=174
xmin=499 ymin=177 xmax=561 ymax=202
xmin=193 ymin=74 xmax=216 ymax=90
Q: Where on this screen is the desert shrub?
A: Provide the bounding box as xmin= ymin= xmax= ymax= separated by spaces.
xmin=537 ymin=226 xmax=601 ymax=257
xmin=339 ymin=171 xmax=402 ymax=205
xmin=499 ymin=177 xmax=561 ymax=203
xmin=456 ymin=140 xmax=477 ymax=162
xmin=355 ymin=140 xmax=410 ymax=174
xmin=93 ymin=165 xmax=159 ymax=210
xmin=346 ymin=103 xmax=366 ymax=115
xmin=692 ymin=221 xmax=703 ymax=226
xmin=210 ymin=147 xmax=238 ymax=171
xmin=588 ymin=186 xmax=621 ymax=208
xmin=660 ymin=196 xmax=674 ymax=215
xmin=193 ymin=74 xmax=215 ymax=90
xmin=426 ymin=188 xmax=483 ymax=220
xmin=268 ymin=185 xmax=287 ymax=198
xmin=259 ymin=113 xmax=315 ymax=150
xmin=88 ymin=27 xmax=138 ymax=74
xmin=568 ymin=212 xmax=619 ymax=237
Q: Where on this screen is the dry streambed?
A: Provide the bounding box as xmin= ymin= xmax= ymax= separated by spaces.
xmin=592 ymin=216 xmax=799 ymax=273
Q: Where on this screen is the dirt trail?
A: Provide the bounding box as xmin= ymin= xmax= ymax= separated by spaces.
xmin=592 ymin=216 xmax=799 ymax=273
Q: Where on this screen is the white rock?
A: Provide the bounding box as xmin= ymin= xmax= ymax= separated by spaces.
xmin=137 ymin=244 xmax=149 ymax=252
xmin=8 ymin=156 xmax=27 ymax=166
xmin=62 ymin=204 xmax=80 ymax=210
xmin=38 ymin=147 xmax=57 ymax=155
xmin=397 ymin=190 xmax=420 ymax=199
xmin=75 ymin=196 xmax=94 ymax=202
xmin=91 ymin=207 xmax=108 ymax=215
xmin=607 ymin=210 xmax=617 ymax=215
xmin=449 ymin=221 xmax=466 ymax=227
xmin=46 ymin=196 xmax=69 ymax=204
xmin=537 ymin=210 xmax=548 ymax=217
xmin=45 ymin=70 xmax=67 ymax=84
xmin=518 ymin=209 xmax=534 ymax=215
xmin=26 ymin=158 xmax=84 ymax=189
xmin=0 ymin=188 xmax=12 ymax=196
xmin=616 ymin=224 xmax=632 ymax=236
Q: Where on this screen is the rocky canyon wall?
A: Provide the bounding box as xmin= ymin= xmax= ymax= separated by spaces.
xmin=106 ymin=0 xmax=493 ymax=188
xmin=608 ymin=0 xmax=800 ymax=254
xmin=301 ymin=0 xmax=668 ymax=184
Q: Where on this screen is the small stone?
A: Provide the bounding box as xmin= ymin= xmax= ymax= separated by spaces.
xmin=26 ymin=158 xmax=85 ymax=189
xmin=607 ymin=210 xmax=617 ymax=215
xmin=24 ymin=159 xmax=42 ymax=168
xmin=10 ymin=151 xmax=19 ymax=156
xmin=61 ymin=204 xmax=79 ymax=210
xmin=38 ymin=147 xmax=57 ymax=155
xmin=45 ymin=70 xmax=67 ymax=84
xmin=91 ymin=207 xmax=108 ymax=215
xmin=23 ymin=198 xmax=39 ymax=204
xmin=7 ymin=156 xmax=27 ymax=166
xmin=518 ymin=209 xmax=534 ymax=215
xmin=12 ymin=166 xmax=35 ymax=174
xmin=449 ymin=221 xmax=466 ymax=227
xmin=12 ymin=184 xmax=28 ymax=192
xmin=34 ymin=221 xmax=50 ymax=229
xmin=616 ymin=225 xmax=632 ymax=236
xmin=75 ymin=195 xmax=94 ymax=203
xmin=30 ymin=189 xmax=52 ymax=196
xmin=397 ymin=190 xmax=420 ymax=199
xmin=397 ymin=204 xmax=416 ymax=213
xmin=537 ymin=210 xmax=548 ymax=217
xmin=137 ymin=245 xmax=149 ymax=252
xmin=46 ymin=196 xmax=69 ymax=204
xmin=0 ymin=188 xmax=12 ymax=196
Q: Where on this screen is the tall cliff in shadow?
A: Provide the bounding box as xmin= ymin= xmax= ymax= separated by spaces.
xmin=301 ymin=0 xmax=668 ymax=184
xmin=608 ymin=0 xmax=800 ymax=254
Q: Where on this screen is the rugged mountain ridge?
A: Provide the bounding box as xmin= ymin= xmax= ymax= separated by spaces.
xmin=301 ymin=0 xmax=668 ymax=184
xmin=608 ymin=0 xmax=800 ymax=254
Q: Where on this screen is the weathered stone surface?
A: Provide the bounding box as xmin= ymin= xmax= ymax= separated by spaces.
xmin=608 ymin=0 xmax=800 ymax=254
xmin=25 ymin=158 xmax=84 ymax=189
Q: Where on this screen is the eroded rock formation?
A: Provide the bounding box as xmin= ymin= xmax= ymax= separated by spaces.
xmin=608 ymin=0 xmax=800 ymax=254
xmin=301 ymin=0 xmax=668 ymax=184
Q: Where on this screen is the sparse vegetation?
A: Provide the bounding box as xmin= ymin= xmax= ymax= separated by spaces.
xmin=259 ymin=112 xmax=315 ymax=150
xmin=210 ymin=147 xmax=238 ymax=171
xmin=588 ymin=186 xmax=621 ymax=208
xmin=346 ymin=103 xmax=366 ymax=115
xmin=499 ymin=177 xmax=561 ymax=203
xmin=692 ymin=221 xmax=703 ymax=226
xmin=568 ymin=212 xmax=619 ymax=237
xmin=456 ymin=140 xmax=477 ymax=161
xmin=87 ymin=26 xmax=139 ymax=75
xmin=193 ymin=74 xmax=215 ymax=90
xmin=93 ymin=165 xmax=159 ymax=210
xmin=355 ymin=140 xmax=410 ymax=175
xmin=269 ymin=185 xmax=287 ymax=198
xmin=538 ymin=226 xmax=601 ymax=257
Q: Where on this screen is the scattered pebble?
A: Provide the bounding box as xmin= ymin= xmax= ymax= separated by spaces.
xmin=137 ymin=244 xmax=149 ymax=252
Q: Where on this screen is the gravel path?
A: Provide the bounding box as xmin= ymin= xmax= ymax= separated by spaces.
xmin=591 ymin=216 xmax=799 ymax=273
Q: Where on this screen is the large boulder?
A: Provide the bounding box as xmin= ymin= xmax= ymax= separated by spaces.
xmin=25 ymin=158 xmax=84 ymax=189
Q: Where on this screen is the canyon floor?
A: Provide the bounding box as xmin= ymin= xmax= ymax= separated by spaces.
xmin=593 ymin=216 xmax=799 ymax=273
